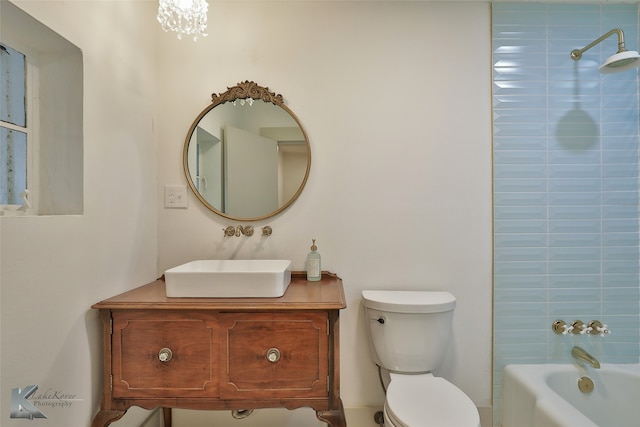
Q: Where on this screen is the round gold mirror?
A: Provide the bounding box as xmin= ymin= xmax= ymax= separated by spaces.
xmin=183 ymin=81 xmax=311 ymax=221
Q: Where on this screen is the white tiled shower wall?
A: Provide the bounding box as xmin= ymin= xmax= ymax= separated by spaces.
xmin=493 ymin=3 xmax=640 ymax=425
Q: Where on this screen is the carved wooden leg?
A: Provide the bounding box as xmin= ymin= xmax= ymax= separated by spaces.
xmin=162 ymin=407 xmax=172 ymax=427
xmin=91 ymin=410 xmax=126 ymax=427
xmin=315 ymin=399 xmax=346 ymax=427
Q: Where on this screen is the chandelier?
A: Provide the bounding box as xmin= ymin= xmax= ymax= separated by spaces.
xmin=157 ymin=0 xmax=208 ymax=41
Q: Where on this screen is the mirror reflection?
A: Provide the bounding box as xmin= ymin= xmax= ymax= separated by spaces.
xmin=183 ymin=82 xmax=310 ymax=220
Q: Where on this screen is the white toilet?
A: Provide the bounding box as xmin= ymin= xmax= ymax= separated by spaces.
xmin=362 ymin=290 xmax=480 ymax=427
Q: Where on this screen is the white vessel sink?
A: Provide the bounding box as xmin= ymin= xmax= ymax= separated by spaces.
xmin=164 ymin=259 xmax=292 ymax=298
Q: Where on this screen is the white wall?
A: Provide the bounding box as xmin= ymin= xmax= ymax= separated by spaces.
xmin=0 ymin=1 xmax=158 ymax=426
xmin=156 ymin=1 xmax=493 ymax=425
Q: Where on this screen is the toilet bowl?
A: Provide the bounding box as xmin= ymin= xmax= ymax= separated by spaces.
xmin=361 ymin=290 xmax=480 ymax=427
xmin=383 ymin=373 xmax=480 ymax=427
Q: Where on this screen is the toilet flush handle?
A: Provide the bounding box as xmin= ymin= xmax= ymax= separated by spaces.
xmin=376 ymin=317 xmax=385 ymax=325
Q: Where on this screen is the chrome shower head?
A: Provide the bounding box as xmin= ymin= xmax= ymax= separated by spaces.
xmin=570 ymin=28 xmax=640 ymax=74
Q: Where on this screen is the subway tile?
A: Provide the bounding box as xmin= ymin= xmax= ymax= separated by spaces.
xmin=492 ymin=11 xmax=547 ymax=26
xmin=494 ymin=122 xmax=548 ymax=137
xmin=548 ymin=178 xmax=600 ymax=193
xmin=603 ymin=163 xmax=638 ymax=178
xmin=548 ymin=148 xmax=601 ymax=165
xmin=494 ymin=218 xmax=547 ymax=233
xmin=548 ymin=191 xmax=601 ymax=205
xmin=548 ymin=246 xmax=600 ymax=260
xmin=495 ymin=261 xmax=548 ymax=276
xmin=549 ymin=274 xmax=600 ymax=288
xmin=602 ymin=245 xmax=639 ymax=260
xmin=603 ymin=232 xmax=639 ymax=247
xmin=494 ymin=206 xmax=547 ymax=220
xmin=495 ymin=275 xmax=547 ymax=289
xmin=495 ymin=288 xmax=548 ymax=304
xmin=493 ymin=94 xmax=548 ymax=109
xmin=602 ymin=191 xmax=639 ymax=205
xmin=603 ymin=287 xmax=640 ymax=302
xmin=549 ymin=233 xmax=601 ymax=247
xmin=493 ymin=54 xmax=548 ymax=70
xmin=494 ymin=163 xmax=547 ymax=178
xmin=603 ymin=300 xmax=639 ymax=315
xmin=494 ymin=329 xmax=548 ymax=345
xmin=548 ymin=218 xmax=601 ymax=234
xmin=494 ymin=178 xmax=547 ymax=193
xmin=549 ymin=260 xmax=600 ymax=275
xmin=494 ymin=233 xmax=548 ymax=248
xmin=493 ymin=80 xmax=548 ymax=95
xmin=493 ymin=150 xmax=547 ymax=164
xmin=549 ymin=205 xmax=600 ymax=220
xmin=602 ymin=274 xmax=640 ymax=287
xmin=549 ymin=287 xmax=601 ymax=302
xmin=603 ymin=150 xmax=640 ymax=164
xmin=603 ymin=177 xmax=638 ymax=192
xmin=548 ymin=301 xmax=601 ymax=317
xmin=603 ymin=260 xmax=639 ymax=275
xmin=494 ymin=109 xmax=548 ymax=124
xmin=494 ymin=192 xmax=547 ymax=207
xmin=495 ymin=247 xmax=548 ymax=262
xmin=602 ymin=204 xmax=638 ymax=218
xmin=548 ymin=163 xmax=600 ymax=178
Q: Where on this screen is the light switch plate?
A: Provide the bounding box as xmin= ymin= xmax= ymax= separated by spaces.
xmin=164 ymin=185 xmax=188 ymax=208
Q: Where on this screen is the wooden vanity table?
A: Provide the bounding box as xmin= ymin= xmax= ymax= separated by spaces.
xmin=91 ymin=272 xmax=347 ymax=427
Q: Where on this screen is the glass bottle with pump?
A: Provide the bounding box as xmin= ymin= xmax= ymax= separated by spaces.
xmin=306 ymin=239 xmax=321 ymax=281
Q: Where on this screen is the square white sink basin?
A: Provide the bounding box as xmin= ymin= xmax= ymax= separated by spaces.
xmin=164 ymin=259 xmax=292 ymax=298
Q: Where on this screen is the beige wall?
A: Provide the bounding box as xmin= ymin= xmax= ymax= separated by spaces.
xmin=1 ymin=1 xmax=158 ymax=426
xmin=156 ymin=1 xmax=493 ymax=425
xmin=1 ymin=1 xmax=492 ymax=426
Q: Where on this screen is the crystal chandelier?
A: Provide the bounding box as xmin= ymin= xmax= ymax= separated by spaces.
xmin=157 ymin=0 xmax=208 ymax=41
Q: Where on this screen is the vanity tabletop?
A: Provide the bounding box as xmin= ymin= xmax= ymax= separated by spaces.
xmin=92 ymin=271 xmax=346 ymax=311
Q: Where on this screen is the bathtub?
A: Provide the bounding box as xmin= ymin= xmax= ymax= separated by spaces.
xmin=502 ymin=363 xmax=640 ymax=427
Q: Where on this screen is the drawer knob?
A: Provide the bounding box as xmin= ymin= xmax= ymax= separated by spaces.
xmin=158 ymin=347 xmax=173 ymax=362
xmin=266 ymin=347 xmax=281 ymax=363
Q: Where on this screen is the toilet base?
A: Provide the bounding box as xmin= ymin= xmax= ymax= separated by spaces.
xmin=383 ymin=373 xmax=480 ymax=427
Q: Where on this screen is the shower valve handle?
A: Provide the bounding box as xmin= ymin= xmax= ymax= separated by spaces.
xmin=596 ymin=324 xmax=610 ymax=336
xmin=580 ymin=326 xmax=593 ymax=335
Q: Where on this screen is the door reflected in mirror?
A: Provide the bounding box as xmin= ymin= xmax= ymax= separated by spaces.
xmin=183 ymin=82 xmax=310 ymax=221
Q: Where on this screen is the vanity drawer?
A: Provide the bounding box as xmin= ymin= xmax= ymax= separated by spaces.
xmin=219 ymin=312 xmax=329 ymax=399
xmin=111 ymin=310 xmax=218 ymax=398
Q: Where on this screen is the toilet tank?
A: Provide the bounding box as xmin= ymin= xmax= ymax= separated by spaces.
xmin=362 ymin=290 xmax=456 ymax=373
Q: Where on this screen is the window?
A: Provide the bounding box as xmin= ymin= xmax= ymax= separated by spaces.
xmin=1 ymin=1 xmax=83 ymax=215
xmin=1 ymin=42 xmax=37 ymax=213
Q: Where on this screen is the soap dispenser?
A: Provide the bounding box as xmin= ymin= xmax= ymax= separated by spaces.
xmin=306 ymin=239 xmax=321 ymax=281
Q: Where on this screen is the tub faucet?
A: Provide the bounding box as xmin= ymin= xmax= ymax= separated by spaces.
xmin=572 ymin=346 xmax=600 ymax=369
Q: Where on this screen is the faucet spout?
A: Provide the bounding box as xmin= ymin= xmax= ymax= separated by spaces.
xmin=572 ymin=346 xmax=600 ymax=369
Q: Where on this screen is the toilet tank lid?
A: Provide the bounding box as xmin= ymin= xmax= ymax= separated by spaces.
xmin=361 ymin=290 xmax=456 ymax=313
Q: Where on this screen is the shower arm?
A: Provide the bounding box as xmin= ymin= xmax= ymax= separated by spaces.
xmin=571 ymin=28 xmax=627 ymax=60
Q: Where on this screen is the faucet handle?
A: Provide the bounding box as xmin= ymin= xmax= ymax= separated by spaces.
xmin=588 ymin=320 xmax=611 ymax=337
xmin=552 ymin=320 xmax=574 ymax=335
xmin=596 ymin=324 xmax=610 ymax=337
xmin=580 ymin=325 xmax=593 ymax=335
xmin=223 ymin=226 xmax=236 ymax=237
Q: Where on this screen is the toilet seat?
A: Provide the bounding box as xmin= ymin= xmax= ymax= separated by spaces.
xmin=384 ymin=374 xmax=480 ymax=427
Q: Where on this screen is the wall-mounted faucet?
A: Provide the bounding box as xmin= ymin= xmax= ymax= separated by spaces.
xmin=552 ymin=319 xmax=610 ymax=336
xmin=222 ymin=225 xmax=273 ymax=237
xmin=572 ymin=346 xmax=600 ymax=369
xmin=222 ymin=225 xmax=254 ymax=237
